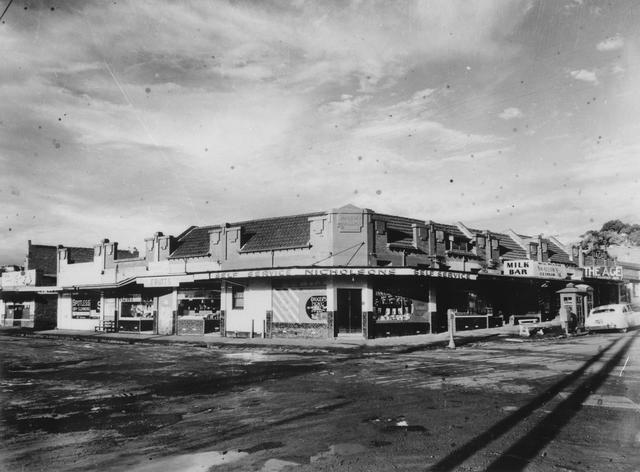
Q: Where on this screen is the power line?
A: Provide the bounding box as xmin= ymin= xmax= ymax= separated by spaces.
xmin=0 ymin=0 xmax=14 ymax=22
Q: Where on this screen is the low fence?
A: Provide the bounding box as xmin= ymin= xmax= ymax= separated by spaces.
xmin=449 ymin=311 xmax=504 ymax=332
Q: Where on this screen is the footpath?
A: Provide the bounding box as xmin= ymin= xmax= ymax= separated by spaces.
xmin=0 ymin=322 xmax=562 ymax=352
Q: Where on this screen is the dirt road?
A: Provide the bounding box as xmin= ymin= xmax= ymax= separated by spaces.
xmin=1 ymin=331 xmax=638 ymax=471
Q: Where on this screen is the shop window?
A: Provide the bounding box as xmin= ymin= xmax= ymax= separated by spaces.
xmin=120 ymin=296 xmax=154 ymax=319
xmin=450 ymin=290 xmax=488 ymax=314
xmin=72 ymin=294 xmax=101 ymax=319
xmin=477 ymin=236 xmax=486 ymax=249
xmin=232 ymin=286 xmax=245 ymax=309
xmin=178 ymin=298 xmax=220 ymax=318
xmin=374 ymin=290 xmax=412 ymax=320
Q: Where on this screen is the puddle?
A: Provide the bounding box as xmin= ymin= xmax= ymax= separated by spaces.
xmin=223 ymin=351 xmax=270 ymax=362
xmin=260 ymin=458 xmax=300 ymax=471
xmin=502 ymin=406 xmax=518 ymax=412
xmin=310 ymin=443 xmax=367 ymax=463
xmin=130 ymin=450 xmax=248 ymax=472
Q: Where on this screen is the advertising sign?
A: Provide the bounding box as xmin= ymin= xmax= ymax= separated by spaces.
xmin=503 ymin=260 xmax=568 ymax=279
xmin=583 ymin=266 xmax=623 ymax=279
xmin=305 ymin=295 xmax=327 ymax=320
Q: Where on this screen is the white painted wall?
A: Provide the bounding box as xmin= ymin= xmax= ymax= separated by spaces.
xmin=56 ymin=294 xmax=98 ymax=330
xmin=224 ymin=279 xmax=271 ymax=334
xmin=157 ymin=290 xmax=177 ymax=335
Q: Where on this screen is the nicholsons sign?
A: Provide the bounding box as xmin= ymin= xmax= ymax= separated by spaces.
xmin=207 ymin=267 xmax=476 ymax=279
xmin=503 ymin=260 xmax=568 ymax=279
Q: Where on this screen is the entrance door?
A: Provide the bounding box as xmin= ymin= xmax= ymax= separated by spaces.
xmin=336 ymin=289 xmax=362 ymax=334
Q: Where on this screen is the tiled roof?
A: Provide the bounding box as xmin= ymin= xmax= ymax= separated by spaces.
xmin=170 ymin=225 xmax=219 ymax=258
xmin=239 ymin=213 xmax=321 ymax=253
xmin=491 ymin=232 xmax=527 ymax=259
xmin=170 ymin=212 xmax=323 ymax=258
xmin=373 ymin=213 xmax=423 ymax=232
xmin=431 ymin=222 xmax=469 ymax=240
xmin=547 ymin=240 xmax=573 ymax=265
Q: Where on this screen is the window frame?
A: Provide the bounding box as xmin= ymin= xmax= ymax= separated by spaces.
xmin=232 ymin=285 xmax=245 ymax=310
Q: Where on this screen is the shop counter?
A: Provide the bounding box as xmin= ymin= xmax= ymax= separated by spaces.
xmin=118 ymin=318 xmax=154 ymax=332
xmin=177 ymin=317 xmax=220 ymax=335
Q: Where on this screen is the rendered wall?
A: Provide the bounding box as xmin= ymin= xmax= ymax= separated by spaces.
xmin=57 ymin=294 xmax=97 ymax=331
xmin=271 ymin=283 xmax=328 ymax=338
xmin=157 ymin=290 xmax=177 ymax=335
xmin=224 ymin=279 xmax=271 ymax=335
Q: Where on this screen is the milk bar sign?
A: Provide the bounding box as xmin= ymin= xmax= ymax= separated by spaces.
xmin=583 ymin=266 xmax=623 ymax=279
xmin=504 ymin=260 xmax=567 ymax=279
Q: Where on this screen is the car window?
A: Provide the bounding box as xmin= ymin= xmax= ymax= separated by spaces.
xmin=592 ymin=308 xmax=615 ymax=314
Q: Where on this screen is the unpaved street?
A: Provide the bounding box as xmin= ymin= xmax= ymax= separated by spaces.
xmin=1 ymin=332 xmax=639 ymax=471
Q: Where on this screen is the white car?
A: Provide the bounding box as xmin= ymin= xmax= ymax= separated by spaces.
xmin=585 ymin=304 xmax=640 ymax=333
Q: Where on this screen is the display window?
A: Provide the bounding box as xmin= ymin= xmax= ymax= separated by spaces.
xmin=178 ymin=289 xmax=221 ymax=319
xmin=72 ymin=293 xmax=100 ymax=319
xmin=120 ymin=295 xmax=154 ymax=319
xmin=374 ymin=290 xmax=413 ymax=321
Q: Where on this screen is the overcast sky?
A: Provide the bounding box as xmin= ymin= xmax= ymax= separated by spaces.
xmin=1 ymin=0 xmax=639 ymax=264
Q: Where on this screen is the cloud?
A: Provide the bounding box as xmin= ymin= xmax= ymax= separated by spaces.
xmin=596 ymin=35 xmax=624 ymax=51
xmin=569 ymin=69 xmax=599 ymax=84
xmin=499 ymin=107 xmax=523 ymax=120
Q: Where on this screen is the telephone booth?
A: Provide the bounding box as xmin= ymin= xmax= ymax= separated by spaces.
xmin=556 ymin=283 xmax=593 ymax=331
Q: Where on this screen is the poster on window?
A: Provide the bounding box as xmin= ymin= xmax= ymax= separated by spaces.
xmin=72 ymin=296 xmax=100 ymax=319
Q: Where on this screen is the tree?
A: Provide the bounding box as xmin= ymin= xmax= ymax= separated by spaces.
xmin=580 ymin=220 xmax=640 ymax=253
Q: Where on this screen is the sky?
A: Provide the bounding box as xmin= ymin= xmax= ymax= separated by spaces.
xmin=1 ymin=0 xmax=639 ymax=264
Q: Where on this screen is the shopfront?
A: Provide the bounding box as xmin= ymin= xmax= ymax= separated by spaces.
xmin=373 ymin=285 xmax=430 ymax=337
xmin=271 ymin=279 xmax=328 ymax=338
xmin=118 ymin=293 xmax=155 ymax=333
xmin=1 ymin=291 xmax=57 ymax=329
xmin=176 ymin=287 xmax=221 ymax=335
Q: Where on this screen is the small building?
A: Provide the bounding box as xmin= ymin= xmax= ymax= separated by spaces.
xmin=1 ymin=242 xmax=92 ymax=329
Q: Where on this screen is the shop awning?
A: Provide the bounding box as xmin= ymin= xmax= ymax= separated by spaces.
xmin=61 ymin=277 xmax=137 ymax=291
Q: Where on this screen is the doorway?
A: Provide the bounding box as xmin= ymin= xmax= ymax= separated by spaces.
xmin=336 ymin=289 xmax=362 ymax=334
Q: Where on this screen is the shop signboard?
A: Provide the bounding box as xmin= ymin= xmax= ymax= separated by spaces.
xmin=139 ymin=274 xmax=195 ymax=287
xmin=337 ymin=213 xmax=363 ymax=232
xmin=583 ymin=266 xmax=623 ymax=280
xmin=305 ymin=295 xmax=327 ymax=320
xmin=207 ymin=267 xmax=477 ymax=280
xmin=72 ymin=298 xmax=91 ymax=313
xmin=72 ymin=296 xmax=100 ymax=319
xmin=503 ymin=260 xmax=568 ymax=279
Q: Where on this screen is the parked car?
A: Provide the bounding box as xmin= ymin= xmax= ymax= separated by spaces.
xmin=585 ymin=304 xmax=640 ymax=333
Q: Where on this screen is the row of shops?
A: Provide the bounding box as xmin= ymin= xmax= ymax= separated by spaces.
xmin=1 ymin=205 xmax=636 ymax=339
